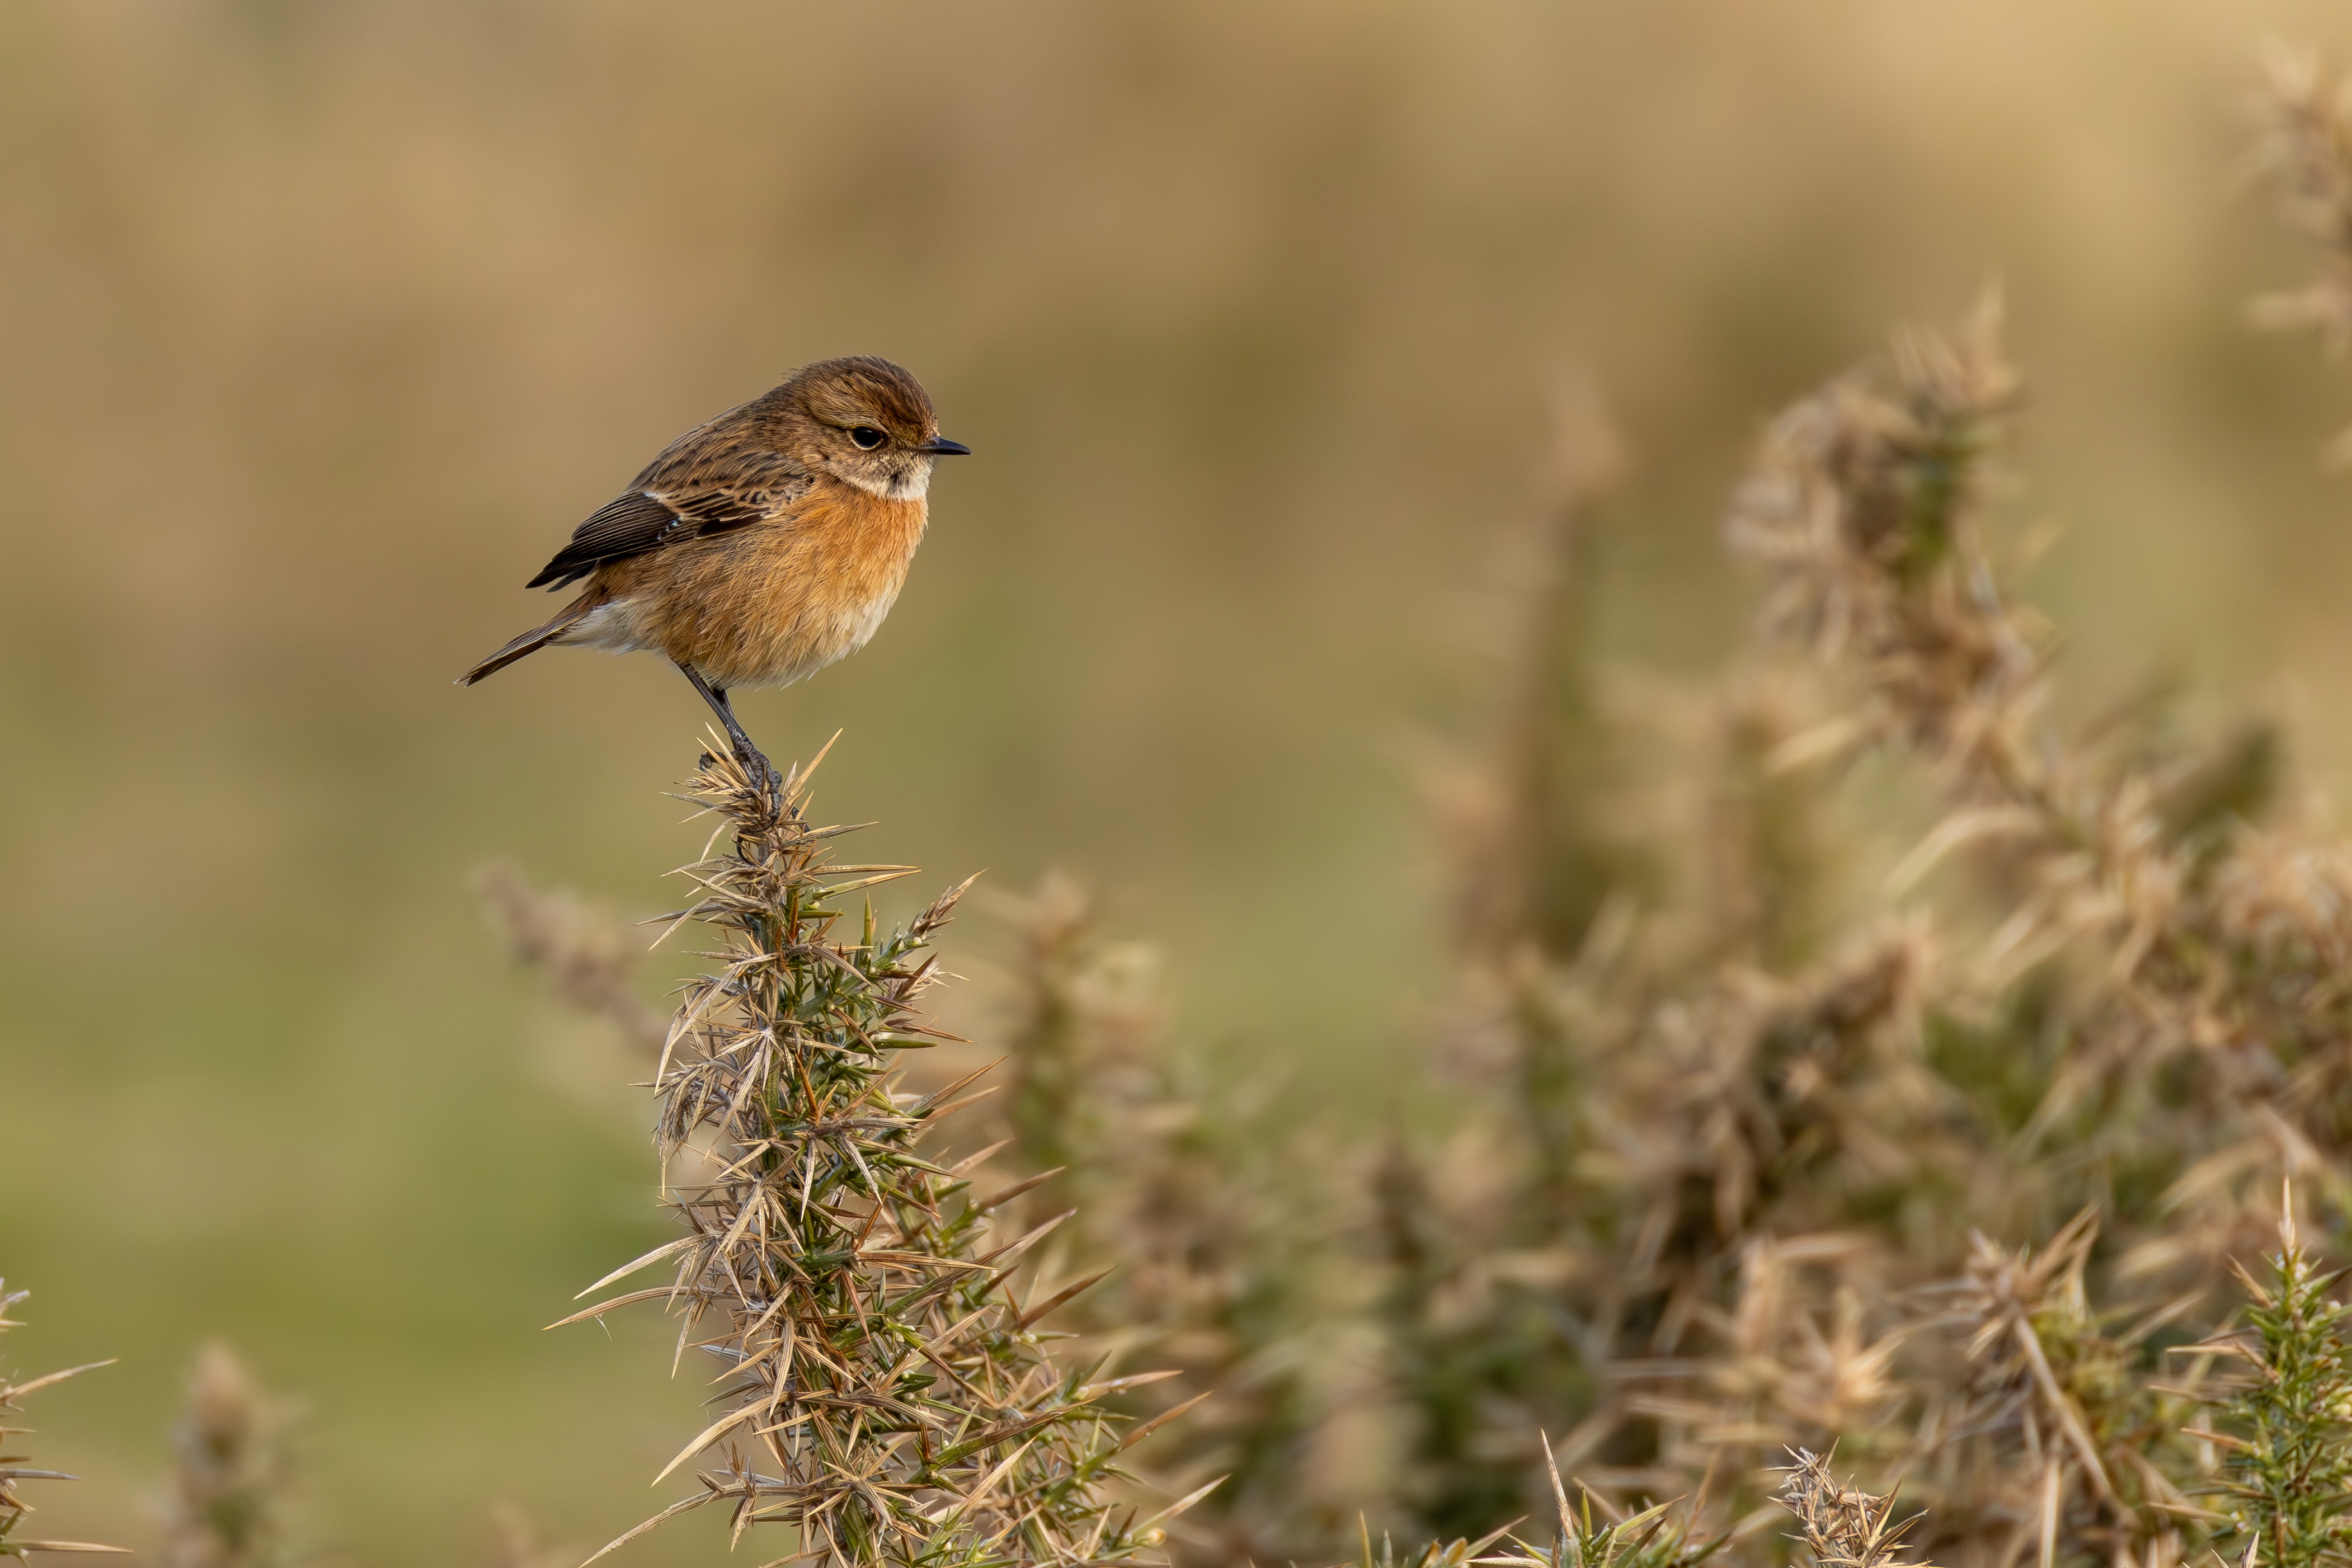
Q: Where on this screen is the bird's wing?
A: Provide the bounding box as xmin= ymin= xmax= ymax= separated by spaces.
xmin=524 ymin=451 xmax=810 ymax=591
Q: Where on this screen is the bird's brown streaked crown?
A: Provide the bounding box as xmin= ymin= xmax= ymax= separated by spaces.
xmin=758 ymin=355 xmax=953 ymax=502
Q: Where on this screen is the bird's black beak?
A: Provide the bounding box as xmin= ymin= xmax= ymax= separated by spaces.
xmin=918 ymin=437 xmax=972 ymax=456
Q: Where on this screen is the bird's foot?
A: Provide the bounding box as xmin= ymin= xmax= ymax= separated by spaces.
xmin=733 ymin=742 xmax=784 ymax=807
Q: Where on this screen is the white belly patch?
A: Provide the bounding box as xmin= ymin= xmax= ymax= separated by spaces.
xmin=563 ymin=599 xmax=652 ymax=653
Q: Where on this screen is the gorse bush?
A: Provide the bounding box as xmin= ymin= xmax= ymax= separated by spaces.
xmin=557 ymin=747 xmax=1212 ymax=1567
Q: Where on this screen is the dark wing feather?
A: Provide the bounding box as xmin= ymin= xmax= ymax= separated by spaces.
xmin=525 ymin=491 xmax=688 ymax=590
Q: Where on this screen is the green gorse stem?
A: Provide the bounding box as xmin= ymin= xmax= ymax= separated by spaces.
xmin=2204 ymin=1209 xmax=2352 ymax=1568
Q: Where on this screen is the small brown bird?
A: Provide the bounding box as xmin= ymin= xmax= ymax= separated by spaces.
xmin=458 ymin=356 xmax=968 ymax=774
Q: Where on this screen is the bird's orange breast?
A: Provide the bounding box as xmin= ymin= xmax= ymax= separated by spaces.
xmin=598 ymin=485 xmax=928 ymax=690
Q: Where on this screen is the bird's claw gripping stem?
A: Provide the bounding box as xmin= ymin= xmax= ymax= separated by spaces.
xmin=679 ymin=663 xmax=783 ymax=806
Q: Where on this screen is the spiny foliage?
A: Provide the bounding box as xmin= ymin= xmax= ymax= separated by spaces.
xmin=0 ymin=1282 xmax=120 ymax=1560
xmin=563 ymin=743 xmax=1210 ymax=1568
xmin=1777 ymin=1451 xmax=1928 ymax=1568
xmin=994 ymin=875 xmax=1162 ymax=1195
xmin=1476 ymin=1439 xmax=1727 ymax=1568
xmin=2199 ymin=1209 xmax=2352 ymax=1568
xmin=984 ymin=876 xmax=1359 ymax=1567
xmin=1913 ymin=1214 xmax=2202 ymax=1568
xmin=1339 ymin=1517 xmax=1516 ymax=1568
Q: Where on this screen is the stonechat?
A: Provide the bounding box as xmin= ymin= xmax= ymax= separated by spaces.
xmin=458 ymin=356 xmax=968 ymax=772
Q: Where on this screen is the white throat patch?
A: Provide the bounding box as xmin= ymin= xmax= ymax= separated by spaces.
xmin=844 ymin=462 xmax=933 ymax=501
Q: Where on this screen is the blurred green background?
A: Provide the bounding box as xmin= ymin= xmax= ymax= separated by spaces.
xmin=9 ymin=1 xmax=2352 ymax=1561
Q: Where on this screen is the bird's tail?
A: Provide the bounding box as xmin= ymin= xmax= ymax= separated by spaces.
xmin=455 ymin=593 xmax=597 ymax=686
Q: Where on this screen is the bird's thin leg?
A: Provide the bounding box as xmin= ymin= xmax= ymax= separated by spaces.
xmin=678 ymin=663 xmax=778 ymax=794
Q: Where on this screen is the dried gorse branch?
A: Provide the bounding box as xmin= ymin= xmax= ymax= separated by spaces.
xmin=1779 ymin=1450 xmax=1928 ymax=1568
xmin=562 ymin=740 xmax=1210 ymax=1567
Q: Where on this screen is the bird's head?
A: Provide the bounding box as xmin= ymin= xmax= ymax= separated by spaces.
xmin=781 ymin=356 xmax=971 ymax=500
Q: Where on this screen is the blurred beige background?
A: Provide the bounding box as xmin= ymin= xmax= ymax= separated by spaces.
xmin=8 ymin=1 xmax=2352 ymax=1561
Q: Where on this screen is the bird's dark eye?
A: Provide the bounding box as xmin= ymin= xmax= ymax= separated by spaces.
xmin=849 ymin=426 xmax=886 ymax=450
